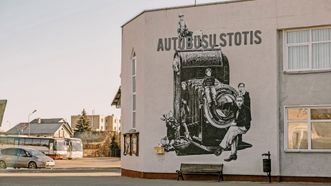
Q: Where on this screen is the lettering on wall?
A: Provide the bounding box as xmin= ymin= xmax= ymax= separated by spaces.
xmin=156 ymin=30 xmax=262 ymax=51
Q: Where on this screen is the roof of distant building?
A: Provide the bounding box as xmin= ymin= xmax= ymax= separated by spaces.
xmin=111 ymin=86 xmax=121 ymax=108
xmin=30 ymin=118 xmax=66 ymax=124
xmin=7 ymin=118 xmax=73 ymax=136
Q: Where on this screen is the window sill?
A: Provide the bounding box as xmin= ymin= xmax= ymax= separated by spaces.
xmin=283 ymin=69 xmax=331 ymax=75
xmin=126 ymin=128 xmax=138 ymax=134
xmin=284 ymin=149 xmax=331 ymax=153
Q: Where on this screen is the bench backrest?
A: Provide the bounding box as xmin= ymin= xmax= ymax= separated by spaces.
xmin=180 ymin=163 xmax=223 ymax=173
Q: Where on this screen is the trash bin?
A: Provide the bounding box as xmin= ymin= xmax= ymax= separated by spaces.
xmin=262 ymin=151 xmax=271 ymax=183
xmin=263 ymin=158 xmax=271 ymax=173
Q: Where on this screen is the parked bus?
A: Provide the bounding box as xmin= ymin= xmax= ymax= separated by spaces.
xmin=65 ymin=138 xmax=83 ymax=159
xmin=0 ymin=135 xmax=68 ymax=159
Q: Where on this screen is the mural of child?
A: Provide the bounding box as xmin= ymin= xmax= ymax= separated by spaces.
xmin=203 ymin=68 xmax=217 ymax=107
xmin=177 ymin=14 xmax=192 ymax=38
xmin=161 ymin=111 xmax=179 ymax=144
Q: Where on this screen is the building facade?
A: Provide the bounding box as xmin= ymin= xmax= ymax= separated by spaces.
xmin=121 ymin=0 xmax=331 ymax=181
xmin=71 ymin=114 xmax=120 ymax=132
xmin=105 ymin=114 xmax=121 ymax=133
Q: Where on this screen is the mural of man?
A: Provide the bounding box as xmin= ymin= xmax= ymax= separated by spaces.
xmin=203 ymin=68 xmax=217 ymax=107
xmin=238 ymin=83 xmax=250 ymax=109
xmin=238 ymin=82 xmax=251 ymax=144
xmin=214 ymin=96 xmax=251 ymax=161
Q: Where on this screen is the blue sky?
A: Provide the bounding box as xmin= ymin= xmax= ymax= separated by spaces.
xmin=0 ymin=0 xmax=226 ymax=130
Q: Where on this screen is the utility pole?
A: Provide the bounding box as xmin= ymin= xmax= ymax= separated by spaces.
xmin=194 ymin=0 xmax=197 ymax=6
xmin=28 ymin=109 xmax=37 ymax=136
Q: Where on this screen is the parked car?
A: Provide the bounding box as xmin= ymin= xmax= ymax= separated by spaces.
xmin=0 ymin=147 xmax=55 ymax=169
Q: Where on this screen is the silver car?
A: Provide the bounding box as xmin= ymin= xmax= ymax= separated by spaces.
xmin=0 ymin=147 xmax=55 ymax=169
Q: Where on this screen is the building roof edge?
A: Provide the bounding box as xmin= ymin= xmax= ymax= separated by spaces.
xmin=121 ymin=0 xmax=254 ymax=28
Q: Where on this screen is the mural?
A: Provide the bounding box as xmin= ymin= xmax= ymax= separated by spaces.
xmin=159 ymin=15 xmax=252 ymax=161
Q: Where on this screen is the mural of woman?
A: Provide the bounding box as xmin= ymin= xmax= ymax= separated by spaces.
xmin=180 ymin=81 xmax=191 ymax=139
xmin=173 ymin=53 xmax=181 ymax=75
xmin=203 ymin=68 xmax=217 ymax=108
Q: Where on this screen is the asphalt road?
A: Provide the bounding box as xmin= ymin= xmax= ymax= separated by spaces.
xmin=0 ymin=157 xmax=121 ymax=172
xmin=0 ymin=175 xmax=330 ymax=186
xmin=54 ymin=157 xmax=121 ymax=169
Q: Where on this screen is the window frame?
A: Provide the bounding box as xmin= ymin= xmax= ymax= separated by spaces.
xmin=284 ymin=105 xmax=331 ymax=152
xmin=283 ymin=26 xmax=331 ymax=73
xmin=131 ymin=53 xmax=137 ymax=129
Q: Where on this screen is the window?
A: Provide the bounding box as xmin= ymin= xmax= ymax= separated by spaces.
xmin=1 ymin=148 xmax=17 ymax=156
xmin=131 ymin=52 xmax=137 ymax=129
xmin=284 ymin=27 xmax=331 ymax=72
xmin=285 ymin=106 xmax=331 ymax=151
xmin=32 ymin=139 xmax=41 ymax=146
xmin=40 ymin=139 xmax=49 ymax=147
xmin=7 ymin=137 xmax=14 ymax=145
xmin=17 ymin=149 xmax=27 ymax=157
xmin=0 ymin=137 xmax=6 ymax=144
xmin=24 ymin=138 xmax=33 ymax=146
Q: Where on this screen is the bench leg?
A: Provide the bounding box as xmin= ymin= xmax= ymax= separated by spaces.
xmin=176 ymin=171 xmax=184 ymax=181
xmin=218 ymin=171 xmax=224 ymax=182
xmin=218 ymin=172 xmax=221 ymax=182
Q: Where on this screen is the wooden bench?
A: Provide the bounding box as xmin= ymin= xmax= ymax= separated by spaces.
xmin=176 ymin=163 xmax=224 ymax=182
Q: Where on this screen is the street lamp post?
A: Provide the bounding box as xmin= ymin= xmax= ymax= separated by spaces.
xmin=28 ymin=109 xmax=37 ymax=136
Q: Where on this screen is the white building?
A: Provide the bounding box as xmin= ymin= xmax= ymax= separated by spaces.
xmin=120 ymin=0 xmax=331 ymax=182
xmin=71 ymin=114 xmax=120 ymax=132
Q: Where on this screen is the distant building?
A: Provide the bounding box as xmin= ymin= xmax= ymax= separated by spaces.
xmin=106 ymin=115 xmax=121 ymax=133
xmin=71 ymin=114 xmax=120 ymax=132
xmin=7 ymin=118 xmax=73 ymax=138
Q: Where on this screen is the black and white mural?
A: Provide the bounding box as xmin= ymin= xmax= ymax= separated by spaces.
xmin=159 ymin=15 xmax=252 ymax=161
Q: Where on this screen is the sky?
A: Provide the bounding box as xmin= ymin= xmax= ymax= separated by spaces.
xmin=0 ymin=0 xmax=226 ymax=131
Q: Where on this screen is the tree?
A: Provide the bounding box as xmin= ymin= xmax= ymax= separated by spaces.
xmin=75 ymin=109 xmax=91 ymax=133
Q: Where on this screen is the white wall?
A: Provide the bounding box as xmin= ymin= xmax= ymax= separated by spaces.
xmin=121 ymin=0 xmax=331 ymax=177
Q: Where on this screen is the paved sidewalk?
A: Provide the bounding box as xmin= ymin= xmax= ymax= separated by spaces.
xmin=0 ymin=175 xmax=330 ymax=186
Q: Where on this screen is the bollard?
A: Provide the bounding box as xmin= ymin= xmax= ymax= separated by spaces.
xmin=262 ymin=151 xmax=271 ymax=183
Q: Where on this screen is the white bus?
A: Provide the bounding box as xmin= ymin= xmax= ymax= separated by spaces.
xmin=0 ymin=135 xmax=68 ymax=159
xmin=65 ymin=138 xmax=83 ymax=159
